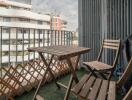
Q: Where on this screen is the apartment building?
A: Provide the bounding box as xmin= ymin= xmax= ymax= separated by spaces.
xmin=0 ymin=0 xmax=51 ymax=67
xmin=50 ymin=14 xmax=67 ymax=31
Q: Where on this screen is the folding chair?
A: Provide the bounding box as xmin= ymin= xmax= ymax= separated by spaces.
xmin=71 ymin=58 xmax=132 ymax=100
xmin=83 ymin=39 xmax=121 ymax=79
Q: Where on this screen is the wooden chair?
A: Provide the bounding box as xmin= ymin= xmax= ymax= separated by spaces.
xmin=83 ymin=39 xmax=121 ymax=79
xmin=71 ymin=58 xmax=132 ymax=100
xmin=123 ymin=86 xmax=132 ymax=100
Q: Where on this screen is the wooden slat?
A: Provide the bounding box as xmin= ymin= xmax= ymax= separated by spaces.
xmin=103 ymin=45 xmax=118 ymax=50
xmin=87 ymin=78 xmax=102 ymax=100
xmin=84 ymin=61 xmax=113 ymax=71
xmin=117 ymin=58 xmax=132 ymax=88
xmin=79 ymin=76 xmax=96 ymax=98
xmin=97 ymin=80 xmax=109 ymax=100
xmin=103 ymin=42 xmax=119 ymax=47
xmin=28 ymin=46 xmax=90 ymax=60
xmin=123 ymin=87 xmax=132 ymax=100
xmin=107 ymin=81 xmax=116 ymax=100
xmin=104 ymin=39 xmax=120 ymax=43
xmin=72 ymin=74 xmax=90 ymax=94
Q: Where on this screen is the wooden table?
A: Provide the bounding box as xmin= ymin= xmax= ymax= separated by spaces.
xmin=28 ymin=45 xmax=90 ymax=100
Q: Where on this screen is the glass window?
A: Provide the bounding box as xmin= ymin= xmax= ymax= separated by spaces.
xmin=38 ymin=21 xmax=43 ymax=25
xmin=3 ymin=17 xmax=11 ymax=22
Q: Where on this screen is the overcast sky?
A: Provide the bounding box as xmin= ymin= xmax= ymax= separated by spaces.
xmin=31 ymin=0 xmax=78 ymax=31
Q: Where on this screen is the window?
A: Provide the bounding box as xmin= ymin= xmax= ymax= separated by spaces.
xmin=19 ymin=18 xmax=30 ymax=22
xmin=38 ymin=21 xmax=43 ymax=25
xmin=3 ymin=17 xmax=11 ymax=22
xmin=18 ymin=28 xmax=28 ymax=34
xmin=3 ymin=27 xmax=10 ymax=33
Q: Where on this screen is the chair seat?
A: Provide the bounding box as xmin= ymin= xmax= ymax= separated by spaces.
xmin=72 ymin=74 xmax=116 ymax=100
xmin=83 ymin=61 xmax=113 ymax=71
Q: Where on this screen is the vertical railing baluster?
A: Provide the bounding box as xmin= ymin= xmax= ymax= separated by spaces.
xmin=61 ymin=30 xmax=62 ymax=45
xmin=22 ymin=28 xmax=24 ymax=65
xmin=47 ymin=30 xmax=50 ymax=59
xmin=43 ymin=29 xmax=45 ymax=47
xmin=16 ymin=28 xmax=18 ymax=66
xmin=55 ymin=30 xmax=56 ymax=45
xmin=38 ymin=29 xmax=40 ymax=47
xmin=8 ymin=27 xmax=11 ymax=67
xmin=28 ymin=28 xmax=30 ymax=61
xmin=0 ymin=26 xmax=2 ymax=77
xmin=50 ymin=30 xmax=54 ymax=45
xmin=64 ymin=30 xmax=65 ymax=45
xmin=58 ymin=30 xmax=59 ymax=45
xmin=33 ymin=29 xmax=35 ymax=60
xmin=71 ymin=32 xmax=73 ymax=45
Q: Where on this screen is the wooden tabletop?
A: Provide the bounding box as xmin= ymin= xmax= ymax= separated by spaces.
xmin=28 ymin=45 xmax=90 ymax=60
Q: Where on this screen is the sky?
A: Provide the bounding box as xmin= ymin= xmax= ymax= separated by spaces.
xmin=31 ymin=0 xmax=78 ymax=31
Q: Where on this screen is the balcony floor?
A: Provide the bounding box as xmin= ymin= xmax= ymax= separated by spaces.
xmin=15 ymin=68 xmax=121 ymax=100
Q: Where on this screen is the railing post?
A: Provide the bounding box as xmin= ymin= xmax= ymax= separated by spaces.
xmin=16 ymin=28 xmax=18 ymax=66
xmin=8 ymin=27 xmax=11 ymax=67
xmin=28 ymin=28 xmax=30 ymax=61
xmin=22 ymin=28 xmax=24 ymax=65
xmin=0 ymin=26 xmax=2 ymax=78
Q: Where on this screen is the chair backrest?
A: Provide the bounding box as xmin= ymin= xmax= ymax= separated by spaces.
xmin=123 ymin=86 xmax=132 ymax=100
xmin=117 ymin=58 xmax=132 ymax=88
xmin=97 ymin=39 xmax=121 ymax=67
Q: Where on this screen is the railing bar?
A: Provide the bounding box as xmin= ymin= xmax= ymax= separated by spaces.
xmin=58 ymin=30 xmax=59 ymax=45
xmin=55 ymin=30 xmax=56 ymax=45
xmin=33 ymin=29 xmax=35 ymax=60
xmin=16 ymin=28 xmax=18 ymax=66
xmin=68 ymin=32 xmax=70 ymax=45
xmin=48 ymin=30 xmax=50 ymax=59
xmin=51 ymin=30 xmax=53 ymax=46
xmin=64 ymin=31 xmax=65 ymax=45
xmin=28 ymin=28 xmax=30 ymax=61
xmin=61 ymin=31 xmax=62 ymax=45
xmin=38 ymin=29 xmax=40 ymax=59
xmin=0 ymin=26 xmax=2 ymax=78
xmin=8 ymin=27 xmax=11 ymax=67
xmin=22 ymin=28 xmax=24 ymax=65
xmin=43 ymin=30 xmax=45 ymax=47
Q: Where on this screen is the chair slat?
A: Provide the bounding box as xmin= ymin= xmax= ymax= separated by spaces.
xmin=104 ymin=39 xmax=120 ymax=43
xmin=103 ymin=45 xmax=118 ymax=50
xmin=97 ymin=80 xmax=109 ymax=100
xmin=107 ymin=81 xmax=116 ymax=100
xmin=87 ymin=78 xmax=102 ymax=100
xmin=72 ymin=74 xmax=90 ymax=94
xmin=79 ymin=76 xmax=96 ymax=98
xmin=103 ymin=42 xmax=119 ymax=47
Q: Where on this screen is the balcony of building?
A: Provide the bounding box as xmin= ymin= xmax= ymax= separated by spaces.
xmin=0 ymin=0 xmax=132 ymax=100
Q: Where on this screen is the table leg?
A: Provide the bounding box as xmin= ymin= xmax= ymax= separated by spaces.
xmin=64 ymin=55 xmax=80 ymax=100
xmin=39 ymin=53 xmax=60 ymax=89
xmin=64 ymin=75 xmax=74 ymax=100
xmin=32 ymin=54 xmax=57 ymax=100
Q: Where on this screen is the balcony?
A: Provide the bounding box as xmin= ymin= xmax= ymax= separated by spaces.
xmin=0 ymin=0 xmax=132 ymax=100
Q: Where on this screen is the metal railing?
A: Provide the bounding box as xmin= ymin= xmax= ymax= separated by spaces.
xmin=0 ymin=26 xmax=73 ymax=69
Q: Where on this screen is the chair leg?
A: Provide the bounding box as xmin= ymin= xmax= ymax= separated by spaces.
xmin=98 ymin=72 xmax=107 ymax=80
xmin=108 ymin=72 xmax=113 ymax=80
xmin=77 ymin=96 xmax=85 ymax=100
xmin=86 ymin=65 xmax=98 ymax=77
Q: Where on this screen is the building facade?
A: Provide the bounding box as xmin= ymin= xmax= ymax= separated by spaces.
xmin=0 ymin=0 xmax=51 ymax=67
xmin=50 ymin=14 xmax=67 ymax=31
